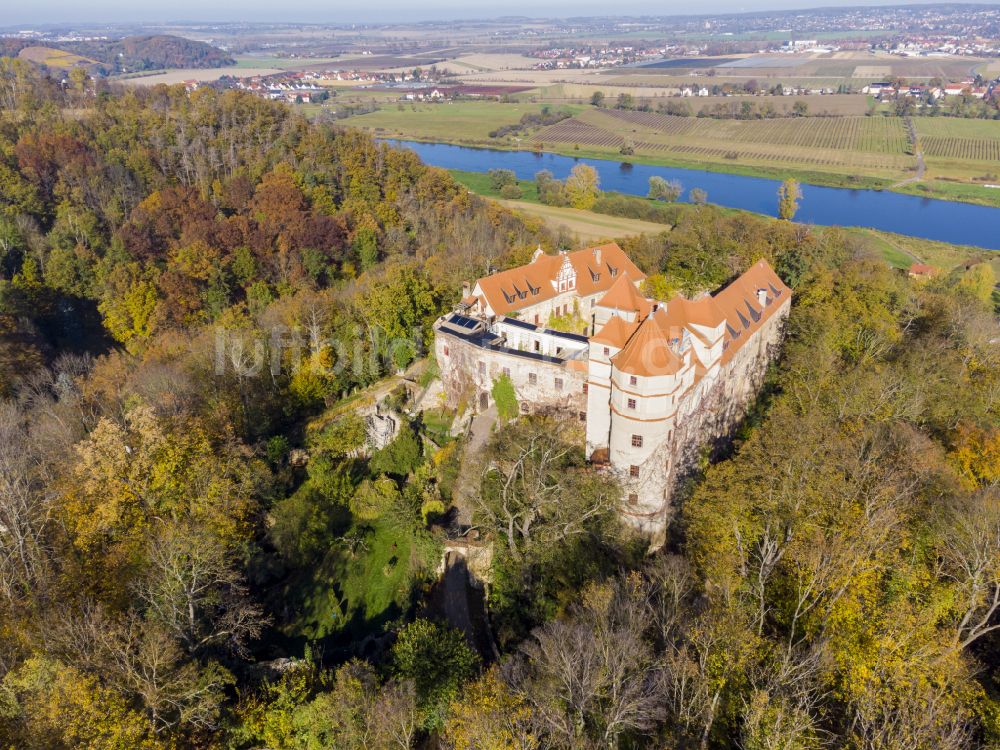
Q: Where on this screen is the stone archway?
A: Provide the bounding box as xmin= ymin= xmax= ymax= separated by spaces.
xmin=479 ymin=391 xmax=489 ymax=411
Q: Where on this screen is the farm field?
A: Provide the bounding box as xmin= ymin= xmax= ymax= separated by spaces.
xmin=17 ymin=46 xmax=95 ymax=70
xmin=915 ymin=117 xmax=1000 ymax=162
xmin=122 ymin=66 xmax=282 ymax=85
xmin=341 ymin=101 xmax=582 ymax=143
xmin=528 ymin=109 xmax=915 ymax=179
xmin=339 ymin=97 xmax=1000 ymax=206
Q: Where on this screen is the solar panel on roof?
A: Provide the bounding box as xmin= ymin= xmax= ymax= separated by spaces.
xmin=449 ymin=315 xmax=481 ymax=330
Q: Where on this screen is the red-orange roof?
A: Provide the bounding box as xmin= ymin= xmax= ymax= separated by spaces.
xmin=591 ymin=315 xmax=640 ymax=349
xmin=612 ymin=315 xmax=684 ymax=377
xmin=474 ymin=242 xmax=645 ymax=316
xmin=595 ymin=273 xmax=652 ymax=317
xmin=658 ymin=294 xmax=726 ymax=332
xmin=711 ymin=259 xmax=790 ymax=363
xmin=908 ymin=263 xmax=938 ymax=277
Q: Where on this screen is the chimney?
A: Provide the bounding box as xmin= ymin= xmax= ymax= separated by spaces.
xmin=757 ymin=288 xmax=768 ymax=307
xmin=532 ymin=245 xmax=544 ymax=262
xmin=594 ymin=246 xmax=602 ymax=265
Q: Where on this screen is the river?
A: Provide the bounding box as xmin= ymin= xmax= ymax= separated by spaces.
xmin=389 ymin=140 xmax=1000 ymax=251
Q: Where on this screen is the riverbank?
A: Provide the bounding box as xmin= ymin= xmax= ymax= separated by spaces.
xmin=351 ymin=108 xmax=1000 ymax=209
xmin=450 ymin=168 xmax=999 ymax=278
xmin=398 ymin=140 xmax=1000 ymax=250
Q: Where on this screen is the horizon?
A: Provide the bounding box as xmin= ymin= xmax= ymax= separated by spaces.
xmin=6 ymin=0 xmax=1000 ymax=28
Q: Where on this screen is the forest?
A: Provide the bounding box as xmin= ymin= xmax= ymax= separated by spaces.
xmin=0 ymin=35 xmax=235 ymax=74
xmin=0 ymin=58 xmax=998 ymax=749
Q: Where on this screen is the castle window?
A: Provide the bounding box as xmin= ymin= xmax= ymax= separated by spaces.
xmin=603 ymin=346 xmax=610 ymax=356
xmin=528 ymin=373 xmax=537 ymax=385
xmin=520 ymin=402 xmax=529 ymax=414
xmin=533 ymin=340 xmax=540 ymax=352
xmin=502 ymin=367 xmax=511 ymax=377
xmin=627 ymin=398 xmax=636 ymax=410
xmin=583 ymin=383 xmax=588 ymax=394
xmin=631 ymin=434 xmax=643 ymax=448
xmin=630 ymin=465 xmax=640 ymax=478
xmin=443 ymin=345 xmax=449 ymax=357
xmin=627 ymin=493 xmax=638 ymax=505
xmin=534 ymin=314 xmax=540 ymax=325
xmin=478 ymin=361 xmax=485 ymax=375
xmin=629 ymin=375 xmax=638 ymax=387
xmin=555 ymin=378 xmax=564 ymax=391
xmin=579 ymin=411 xmax=586 ymax=422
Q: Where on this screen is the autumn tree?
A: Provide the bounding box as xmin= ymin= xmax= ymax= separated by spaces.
xmin=565 ymin=164 xmax=601 ymax=210
xmin=777 ymin=179 xmax=802 ymax=221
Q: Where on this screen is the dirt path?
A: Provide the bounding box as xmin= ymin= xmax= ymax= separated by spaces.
xmin=450 ymin=405 xmax=498 ymax=527
xmin=893 ymin=117 xmax=926 ymax=188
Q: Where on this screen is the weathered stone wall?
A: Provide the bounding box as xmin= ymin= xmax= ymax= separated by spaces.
xmin=436 ymin=330 xmax=586 ymax=417
xmin=617 ymin=297 xmax=791 ymax=540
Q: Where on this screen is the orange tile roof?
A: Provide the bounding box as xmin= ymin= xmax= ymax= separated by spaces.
xmin=591 ymin=315 xmax=640 ymax=349
xmin=711 ymin=260 xmax=790 ymax=363
xmin=658 ymin=294 xmax=726 ymax=331
xmin=474 ymin=242 xmax=645 ymax=316
xmin=611 ymin=315 xmax=684 ymax=377
xmin=596 ymin=273 xmax=653 ymax=317
xmin=908 ymin=263 xmax=938 ymax=276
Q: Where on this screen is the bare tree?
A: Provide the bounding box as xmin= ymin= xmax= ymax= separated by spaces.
xmin=136 ymin=521 xmax=267 ymax=658
xmin=938 ymin=488 xmax=1000 ymax=650
xmin=475 ymin=417 xmax=620 ymax=561
xmin=518 ymin=578 xmax=663 ymax=749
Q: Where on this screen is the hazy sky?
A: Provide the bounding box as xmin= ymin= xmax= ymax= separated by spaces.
xmin=5 ymin=0 xmax=997 ymax=26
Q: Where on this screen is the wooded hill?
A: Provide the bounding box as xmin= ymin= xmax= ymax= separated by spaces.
xmin=0 ymin=34 xmax=234 ymax=73
xmin=0 ymin=59 xmax=998 ymax=749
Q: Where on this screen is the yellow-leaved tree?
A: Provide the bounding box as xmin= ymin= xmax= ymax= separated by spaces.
xmin=565 ymin=163 xmax=601 ymax=210
xmin=444 ymin=668 xmax=538 ymax=750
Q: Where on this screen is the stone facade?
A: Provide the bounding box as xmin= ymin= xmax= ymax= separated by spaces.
xmin=435 ymin=244 xmax=791 ymax=538
xmin=435 ymin=314 xmax=588 ymax=419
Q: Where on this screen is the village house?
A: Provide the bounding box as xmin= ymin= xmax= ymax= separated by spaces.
xmin=435 ymin=242 xmax=791 ymax=537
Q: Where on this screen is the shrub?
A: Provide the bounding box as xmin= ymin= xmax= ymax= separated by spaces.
xmin=499 ymin=183 xmax=523 ymax=200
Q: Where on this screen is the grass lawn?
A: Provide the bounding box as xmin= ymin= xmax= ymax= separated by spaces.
xmin=284 ymin=518 xmax=439 ymax=643
xmin=496 ymin=199 xmax=673 ymax=243
xmin=449 ymin=169 xmax=540 ymax=202
xmin=421 ymin=408 xmax=455 ymax=445
xmin=451 ymin=170 xmax=673 ymax=241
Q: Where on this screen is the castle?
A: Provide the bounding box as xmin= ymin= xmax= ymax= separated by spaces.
xmin=434 ymin=242 xmax=791 ymax=535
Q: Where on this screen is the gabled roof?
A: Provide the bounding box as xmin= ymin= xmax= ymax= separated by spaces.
xmin=656 ymin=294 xmax=726 ymax=336
xmin=591 ymin=315 xmax=640 ymax=349
xmin=612 ymin=315 xmax=684 ymax=377
xmin=595 ymin=273 xmax=652 ymax=317
xmin=473 ymin=242 xmax=645 ymax=316
xmin=710 ymin=259 xmax=790 ymax=363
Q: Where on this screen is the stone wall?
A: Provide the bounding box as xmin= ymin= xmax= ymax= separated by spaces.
xmin=436 ymin=329 xmax=586 ymax=418
xmin=616 ymin=297 xmax=791 ymax=540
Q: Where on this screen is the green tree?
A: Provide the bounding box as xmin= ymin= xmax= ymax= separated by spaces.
xmin=590 ymin=91 xmax=605 ymax=107
xmin=491 ymin=374 xmax=519 ymax=422
xmin=369 ymin=420 xmax=423 ymax=479
xmin=616 ymin=93 xmax=635 ymax=110
xmin=391 ymin=618 xmax=478 ymax=730
xmin=488 ymin=169 xmax=517 ymax=191
xmin=647 ymin=175 xmax=682 ymax=202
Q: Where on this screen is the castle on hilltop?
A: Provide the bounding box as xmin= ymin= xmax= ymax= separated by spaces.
xmin=434 ymin=242 xmax=791 ymax=535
